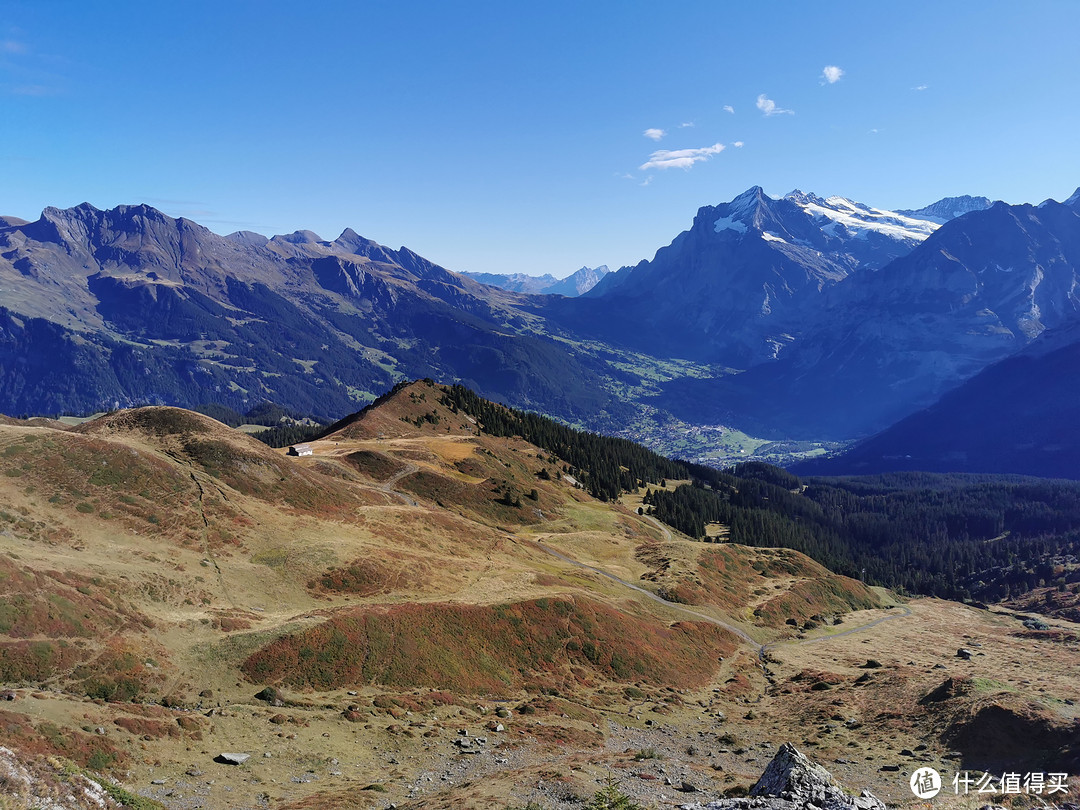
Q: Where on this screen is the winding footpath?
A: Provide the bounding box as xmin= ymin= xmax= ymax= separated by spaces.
xmin=526 ymin=537 xmax=913 ymax=660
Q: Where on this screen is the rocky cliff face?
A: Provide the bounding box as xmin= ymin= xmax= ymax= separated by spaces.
xmin=561 ymin=187 xmax=940 ymax=366
xmin=650 ymin=196 xmax=1080 ymax=439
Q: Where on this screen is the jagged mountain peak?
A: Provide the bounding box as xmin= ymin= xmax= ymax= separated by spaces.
xmin=1063 ymin=187 xmax=1080 ymax=207
xmin=897 ymin=194 xmax=994 ymax=223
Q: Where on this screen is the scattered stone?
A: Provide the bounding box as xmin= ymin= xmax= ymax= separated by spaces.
xmin=347 ymin=691 xmax=358 ymax=696
xmin=0 ymin=690 xmax=16 ymax=701
xmin=151 ymin=778 xmax=168 ymax=785
xmin=879 ymin=765 xmax=900 ymax=772
xmin=185 ymin=766 xmax=203 ymax=777
xmin=268 ymin=713 xmax=287 ymax=725
xmin=957 ymin=648 xmax=973 ymax=660
xmin=495 ymin=706 xmax=511 ymax=718
xmin=214 ymin=753 xmax=251 ymax=765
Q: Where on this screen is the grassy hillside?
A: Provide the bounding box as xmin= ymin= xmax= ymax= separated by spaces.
xmin=0 ymin=380 xmax=1077 ymax=809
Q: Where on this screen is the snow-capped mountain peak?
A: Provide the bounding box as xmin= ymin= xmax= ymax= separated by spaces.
xmin=783 ymin=190 xmax=939 ymax=244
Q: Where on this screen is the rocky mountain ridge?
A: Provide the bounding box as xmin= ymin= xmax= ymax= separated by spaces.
xmin=461 ymin=264 xmax=609 ymax=296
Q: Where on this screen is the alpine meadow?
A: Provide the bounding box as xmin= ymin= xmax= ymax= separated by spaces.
xmin=2 ymin=3 xmax=1079 ymax=810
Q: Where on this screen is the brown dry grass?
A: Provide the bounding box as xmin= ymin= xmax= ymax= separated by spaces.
xmin=2 ymin=395 xmax=1077 ymax=809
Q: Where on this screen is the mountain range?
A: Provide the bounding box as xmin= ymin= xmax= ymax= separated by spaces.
xmin=460 ymin=264 xmax=608 ymax=296
xmin=0 ymin=203 xmax=628 ymax=426
xmin=3 ymin=185 xmax=1080 ymax=477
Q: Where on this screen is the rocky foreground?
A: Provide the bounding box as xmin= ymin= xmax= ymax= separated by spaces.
xmin=680 ymin=743 xmax=884 ymax=810
xmin=681 ymin=743 xmax=1079 ymax=810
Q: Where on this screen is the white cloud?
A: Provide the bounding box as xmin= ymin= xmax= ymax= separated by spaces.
xmin=913 ymin=84 xmax=928 ymax=91
xmin=723 ymin=105 xmax=735 ymax=114
xmin=822 ymin=65 xmax=844 ymax=84
xmin=732 ymin=141 xmax=744 ymax=148
xmin=756 ymin=94 xmax=793 ymax=116
xmin=678 ymin=122 xmax=694 ymax=128
xmin=640 ymin=142 xmax=725 ymax=171
xmin=640 ymin=176 xmax=653 ymax=186
xmin=643 ymin=128 xmax=665 ymax=141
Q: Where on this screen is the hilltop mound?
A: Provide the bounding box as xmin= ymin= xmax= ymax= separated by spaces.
xmin=243 ymin=595 xmax=739 ymax=695
xmin=75 ymin=405 xmax=363 ymax=513
xmin=76 ymin=405 xmax=234 ymax=440
xmin=323 ymin=378 xmax=481 ymax=441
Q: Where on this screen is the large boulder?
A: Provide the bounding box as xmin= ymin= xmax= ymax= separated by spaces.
xmin=681 ymin=743 xmax=886 ymax=810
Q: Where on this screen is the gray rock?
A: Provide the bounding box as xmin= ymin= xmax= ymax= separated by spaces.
xmin=957 ymin=648 xmax=973 ymax=659
xmin=215 ymin=753 xmax=251 ymax=765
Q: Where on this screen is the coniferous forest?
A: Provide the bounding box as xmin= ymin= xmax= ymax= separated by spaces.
xmin=436 ymin=385 xmax=1080 ymax=604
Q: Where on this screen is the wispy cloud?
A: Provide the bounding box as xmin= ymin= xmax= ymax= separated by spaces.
xmin=1 ymin=39 xmax=27 ymax=55
xmin=733 ymin=141 xmax=744 ymax=148
xmin=723 ymin=105 xmax=735 ymax=114
xmin=11 ymin=84 xmax=55 ymax=96
xmin=640 ymin=176 xmax=653 ymax=186
xmin=640 ymin=142 xmax=725 ymax=171
xmin=678 ymin=122 xmax=694 ymax=128
xmin=912 ymin=84 xmax=928 ymax=91
xmin=643 ymin=128 xmax=666 ymax=141
xmin=756 ymin=94 xmax=793 ymax=116
xmin=822 ymin=65 xmax=844 ymax=84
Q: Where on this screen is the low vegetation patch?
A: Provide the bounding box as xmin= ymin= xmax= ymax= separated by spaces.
xmin=0 ymin=710 xmax=127 ymax=774
xmin=243 ymin=596 xmax=737 ymax=694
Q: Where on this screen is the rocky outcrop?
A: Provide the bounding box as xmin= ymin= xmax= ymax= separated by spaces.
xmin=680 ymin=743 xmax=886 ymax=810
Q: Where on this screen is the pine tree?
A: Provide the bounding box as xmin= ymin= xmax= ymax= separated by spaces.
xmin=584 ymin=775 xmax=642 ymax=810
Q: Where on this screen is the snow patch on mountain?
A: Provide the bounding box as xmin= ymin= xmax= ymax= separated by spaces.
xmin=785 ymin=190 xmax=938 ymax=243
xmin=714 ymin=215 xmax=748 ymax=234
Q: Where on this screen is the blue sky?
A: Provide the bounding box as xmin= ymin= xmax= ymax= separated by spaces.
xmin=2 ymin=1 xmax=1078 ymax=277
